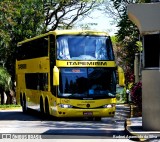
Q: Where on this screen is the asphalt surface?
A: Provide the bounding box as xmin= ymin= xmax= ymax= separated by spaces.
xmin=0 ymin=105 xmax=132 ymax=141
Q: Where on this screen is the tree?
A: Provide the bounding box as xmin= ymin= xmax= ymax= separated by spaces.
xmin=0 ymin=0 xmax=45 ymax=82
xmin=0 ymin=66 xmax=11 ymax=104
xmin=104 ymin=0 xmax=140 ymax=68
xmin=111 ymin=36 xmax=125 ymax=67
xmin=103 ymin=0 xmax=150 ymax=86
xmin=44 ymin=0 xmax=101 ymax=30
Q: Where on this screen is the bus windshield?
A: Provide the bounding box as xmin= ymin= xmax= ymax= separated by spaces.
xmin=57 ymin=35 xmax=114 ymax=60
xmin=59 ymin=68 xmax=116 ymax=99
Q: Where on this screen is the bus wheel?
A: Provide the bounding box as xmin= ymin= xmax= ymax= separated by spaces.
xmin=94 ymin=117 xmax=101 ymax=121
xmin=40 ymin=97 xmax=44 ymax=114
xmin=20 ymin=93 xmax=23 ymax=106
xmin=45 ymin=98 xmax=50 ymax=117
xmin=22 ymin=95 xmax=27 ymax=113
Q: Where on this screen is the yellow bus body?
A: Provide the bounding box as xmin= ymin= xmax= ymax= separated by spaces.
xmin=16 ymin=30 xmax=117 ymax=119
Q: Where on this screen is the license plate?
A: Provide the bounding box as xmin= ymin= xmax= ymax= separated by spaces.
xmin=83 ymin=112 xmax=93 ymax=116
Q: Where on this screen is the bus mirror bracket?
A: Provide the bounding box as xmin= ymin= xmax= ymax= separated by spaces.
xmin=53 ymin=66 xmax=59 ymax=86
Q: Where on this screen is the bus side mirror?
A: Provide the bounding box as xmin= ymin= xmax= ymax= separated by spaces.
xmin=117 ymin=66 xmax=125 ymax=86
xmin=53 ymin=66 xmax=59 ymax=86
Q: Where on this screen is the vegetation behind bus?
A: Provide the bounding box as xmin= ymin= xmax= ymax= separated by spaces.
xmin=0 ymin=104 xmax=21 ymax=110
xmin=0 ymin=66 xmax=15 ymax=105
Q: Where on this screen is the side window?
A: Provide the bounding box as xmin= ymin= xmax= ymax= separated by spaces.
xmin=35 ymin=37 xmax=48 ymax=58
xmin=38 ymin=73 xmax=48 ymax=91
xmin=17 ymin=36 xmax=49 ymax=60
xmin=25 ymin=73 xmax=48 ymax=91
xmin=25 ymin=73 xmax=38 ymax=90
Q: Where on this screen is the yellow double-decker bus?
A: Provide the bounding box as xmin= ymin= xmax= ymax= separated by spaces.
xmin=16 ymin=30 xmax=123 ymax=120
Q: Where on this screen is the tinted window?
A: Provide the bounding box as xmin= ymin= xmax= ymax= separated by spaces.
xmin=17 ymin=36 xmax=48 ymax=60
xmin=25 ymin=73 xmax=48 ymax=91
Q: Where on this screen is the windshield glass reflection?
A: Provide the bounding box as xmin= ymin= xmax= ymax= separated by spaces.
xmin=57 ymin=35 xmax=114 ymax=60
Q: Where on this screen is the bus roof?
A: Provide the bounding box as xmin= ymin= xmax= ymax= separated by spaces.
xmin=17 ymin=30 xmax=109 ymax=45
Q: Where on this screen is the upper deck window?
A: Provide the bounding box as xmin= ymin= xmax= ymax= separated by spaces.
xmin=57 ymin=35 xmax=114 ymax=60
xmin=17 ymin=36 xmax=48 ymax=60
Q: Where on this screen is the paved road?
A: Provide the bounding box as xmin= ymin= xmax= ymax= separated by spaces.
xmin=0 ymin=105 xmax=132 ymax=141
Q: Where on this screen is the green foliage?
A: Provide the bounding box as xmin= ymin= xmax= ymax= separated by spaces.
xmin=136 ymin=41 xmax=143 ymax=51
xmin=111 ymin=36 xmax=118 ymax=44
xmin=0 ymin=66 xmax=11 ymax=91
xmin=0 ymin=104 xmax=21 ymax=109
xmin=114 ymin=3 xmax=139 ymax=71
xmin=116 ymin=86 xmax=125 ymax=103
xmin=116 ymin=82 xmax=134 ymax=104
xmin=107 ymin=0 xmax=150 ymax=83
xmin=0 ymin=0 xmax=45 ymax=80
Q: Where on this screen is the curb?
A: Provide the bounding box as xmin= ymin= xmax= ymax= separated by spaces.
xmin=124 ymin=118 xmax=146 ymax=141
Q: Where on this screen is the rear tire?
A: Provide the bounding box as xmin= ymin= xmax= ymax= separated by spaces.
xmin=40 ymin=97 xmax=46 ymax=119
xmin=22 ymin=95 xmax=27 ymax=113
xmin=20 ymin=93 xmax=23 ymax=106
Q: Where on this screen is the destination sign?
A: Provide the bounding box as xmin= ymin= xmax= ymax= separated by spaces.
xmin=56 ymin=60 xmax=116 ymax=67
xmin=67 ymin=61 xmax=107 ymax=66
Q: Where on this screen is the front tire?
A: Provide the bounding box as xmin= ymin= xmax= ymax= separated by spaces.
xmin=45 ymin=98 xmax=50 ymax=117
xmin=40 ymin=97 xmax=44 ymax=114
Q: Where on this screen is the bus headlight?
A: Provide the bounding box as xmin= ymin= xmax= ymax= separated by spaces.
xmin=103 ymin=104 xmax=115 ymax=108
xmin=59 ymin=104 xmax=73 ymax=108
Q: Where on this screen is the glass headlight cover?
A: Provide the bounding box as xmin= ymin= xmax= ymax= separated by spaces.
xmin=103 ymin=104 xmax=115 ymax=108
xmin=59 ymin=104 xmax=73 ymax=108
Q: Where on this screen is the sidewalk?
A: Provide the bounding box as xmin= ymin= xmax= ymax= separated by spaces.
xmin=125 ymin=117 xmax=160 ymax=141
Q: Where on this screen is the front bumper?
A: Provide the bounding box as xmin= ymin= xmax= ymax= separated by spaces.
xmin=51 ymin=107 xmax=116 ymax=118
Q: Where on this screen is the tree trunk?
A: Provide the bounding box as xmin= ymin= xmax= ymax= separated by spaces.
xmin=0 ymin=87 xmax=4 ymax=105
xmin=6 ymin=90 xmax=14 ymax=105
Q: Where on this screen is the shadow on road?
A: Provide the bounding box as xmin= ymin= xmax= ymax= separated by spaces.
xmin=0 ymin=109 xmax=42 ymax=121
xmin=0 ymin=109 xmax=107 ymax=121
xmin=0 ymin=108 xmax=111 ymax=122
xmin=41 ymin=129 xmax=127 ymax=139
xmin=0 ymin=105 xmax=133 ymax=139
xmin=0 ymin=105 xmax=131 ymax=122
